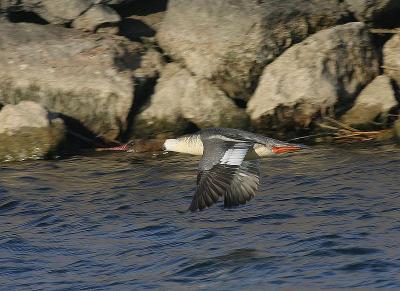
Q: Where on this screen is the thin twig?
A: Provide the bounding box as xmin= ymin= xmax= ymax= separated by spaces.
xmin=324 ymin=116 xmax=358 ymax=132
xmin=381 ymin=65 xmax=400 ymax=71
xmin=316 ymin=123 xmax=341 ymax=131
xmin=288 ymin=133 xmax=332 ymax=141
xmin=370 ymin=28 xmax=400 ymax=34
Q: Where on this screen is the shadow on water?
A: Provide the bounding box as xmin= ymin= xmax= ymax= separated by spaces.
xmin=0 ymin=145 xmax=399 ymax=289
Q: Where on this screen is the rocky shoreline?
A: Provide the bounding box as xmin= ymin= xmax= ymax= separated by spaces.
xmin=1 ymin=0 xmax=400 ymax=162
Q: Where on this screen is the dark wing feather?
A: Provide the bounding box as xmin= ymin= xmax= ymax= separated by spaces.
xmin=224 ymin=160 xmax=260 ymax=208
xmin=189 ymin=164 xmax=237 ymax=211
xmin=189 ymin=139 xmax=253 ymax=211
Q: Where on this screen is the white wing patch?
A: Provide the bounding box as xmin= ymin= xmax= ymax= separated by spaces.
xmin=220 ymin=144 xmax=248 ymax=166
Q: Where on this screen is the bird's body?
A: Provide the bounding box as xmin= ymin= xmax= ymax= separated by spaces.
xmin=163 ymin=131 xmax=277 ymax=159
xmin=163 ymin=128 xmax=304 ymax=211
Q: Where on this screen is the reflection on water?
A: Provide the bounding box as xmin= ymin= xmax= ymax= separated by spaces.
xmin=0 ymin=145 xmax=399 ymax=289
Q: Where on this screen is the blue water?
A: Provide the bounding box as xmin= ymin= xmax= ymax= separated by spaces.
xmin=1 ymin=145 xmax=400 ymax=289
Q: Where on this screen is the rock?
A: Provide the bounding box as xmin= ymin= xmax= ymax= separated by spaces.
xmin=341 ymin=75 xmax=398 ymax=127
xmin=157 ymin=0 xmax=349 ymax=99
xmin=247 ymin=22 xmax=379 ymax=132
xmin=394 ymin=119 xmax=400 ymax=140
xmin=133 ymin=49 xmax=165 ymax=79
xmin=98 ymin=0 xmax=137 ymax=4
xmin=0 ymin=21 xmax=146 ymax=140
xmin=0 ymin=101 xmax=65 ymax=162
xmin=30 ymin=0 xmax=92 ymax=24
xmin=119 ymin=12 xmax=164 ymax=41
xmin=383 ymin=34 xmax=400 ymax=87
xmin=130 ymin=63 xmax=248 ymax=138
xmin=0 ymin=100 xmax=50 ymax=133
xmin=0 ymin=0 xmax=27 ymax=12
xmin=344 ymin=0 xmax=400 ymax=23
xmin=72 ymin=4 xmax=120 ymax=32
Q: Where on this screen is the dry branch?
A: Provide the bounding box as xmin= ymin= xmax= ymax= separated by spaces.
xmin=316 ymin=117 xmax=393 ymax=143
xmin=370 ymin=28 xmax=400 ymax=34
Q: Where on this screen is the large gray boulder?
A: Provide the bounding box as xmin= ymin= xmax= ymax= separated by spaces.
xmin=383 ymin=34 xmax=400 ymax=87
xmin=0 ymin=21 xmax=151 ymax=140
xmin=131 ymin=63 xmax=248 ymax=138
xmin=0 ymin=101 xmax=65 ymax=162
xmin=157 ymin=0 xmax=349 ymax=99
xmin=341 ymin=75 xmax=398 ymax=127
xmin=344 ymin=0 xmax=400 ymax=23
xmin=27 ymin=0 xmax=92 ymax=24
xmin=1 ymin=0 xmax=122 ymax=30
xmin=247 ymin=22 xmax=379 ymax=131
xmin=395 ymin=119 xmax=400 ymax=140
xmin=72 ymin=4 xmax=121 ymax=32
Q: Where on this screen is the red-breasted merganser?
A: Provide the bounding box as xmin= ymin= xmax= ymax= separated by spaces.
xmin=163 ymin=128 xmax=305 ymax=211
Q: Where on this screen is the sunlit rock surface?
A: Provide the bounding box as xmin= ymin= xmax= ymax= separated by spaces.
xmin=130 ymin=63 xmax=248 ymax=138
xmin=344 ymin=0 xmax=400 ymax=23
xmin=157 ymin=0 xmax=349 ymax=99
xmin=341 ymin=75 xmax=398 ymax=127
xmin=0 ymin=21 xmax=148 ymax=140
xmin=0 ymin=101 xmax=65 ymax=162
xmin=383 ymin=34 xmax=400 ymax=88
xmin=247 ymin=22 xmax=379 ymax=132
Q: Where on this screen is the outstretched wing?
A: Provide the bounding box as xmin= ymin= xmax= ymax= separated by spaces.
xmin=224 ymin=160 xmax=260 ymax=208
xmin=189 ymin=139 xmax=255 ymax=211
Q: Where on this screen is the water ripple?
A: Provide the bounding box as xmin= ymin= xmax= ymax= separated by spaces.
xmin=0 ymin=146 xmax=399 ymax=289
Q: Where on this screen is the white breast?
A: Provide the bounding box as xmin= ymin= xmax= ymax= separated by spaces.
xmin=164 ymin=135 xmax=204 ymax=155
xmin=245 ymin=144 xmax=273 ymax=159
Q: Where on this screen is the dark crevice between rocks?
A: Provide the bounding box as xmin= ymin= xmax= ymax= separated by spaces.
xmin=115 ymin=0 xmax=167 ymax=43
xmin=95 ymin=22 xmax=118 ymax=33
xmin=6 ymin=10 xmax=48 ymax=24
xmin=113 ymin=47 xmax=142 ymax=71
xmin=232 ymin=98 xmax=247 ymax=109
xmin=118 ymin=18 xmax=155 ymax=41
xmin=370 ymin=10 xmax=400 ymax=29
xmin=121 ymin=76 xmax=158 ymax=142
xmin=368 ymin=28 xmax=393 ymax=75
xmin=389 ymin=80 xmax=400 ymax=126
xmin=392 ymin=79 xmax=400 ymax=103
xmin=339 ymin=10 xmax=358 ymax=27
xmin=57 ymin=114 xmax=107 ymax=154
xmin=184 ymin=122 xmax=200 ymax=135
xmin=333 ymin=72 xmax=371 ymax=119
xmin=112 ymin=0 xmax=168 ymax=18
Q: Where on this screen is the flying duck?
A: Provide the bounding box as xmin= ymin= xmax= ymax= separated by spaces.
xmin=163 ymin=127 xmax=304 ymax=211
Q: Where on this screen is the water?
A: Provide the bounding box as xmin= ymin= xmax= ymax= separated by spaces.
xmin=0 ymin=145 xmax=399 ymax=289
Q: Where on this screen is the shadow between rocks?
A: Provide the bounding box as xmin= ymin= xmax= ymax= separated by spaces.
xmin=121 ymin=75 xmax=157 ymax=142
xmin=6 ymin=10 xmax=49 ymax=25
xmin=57 ymin=114 xmax=107 ymax=153
xmin=112 ymin=0 xmax=168 ymax=17
xmin=118 ymin=18 xmax=155 ymax=41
